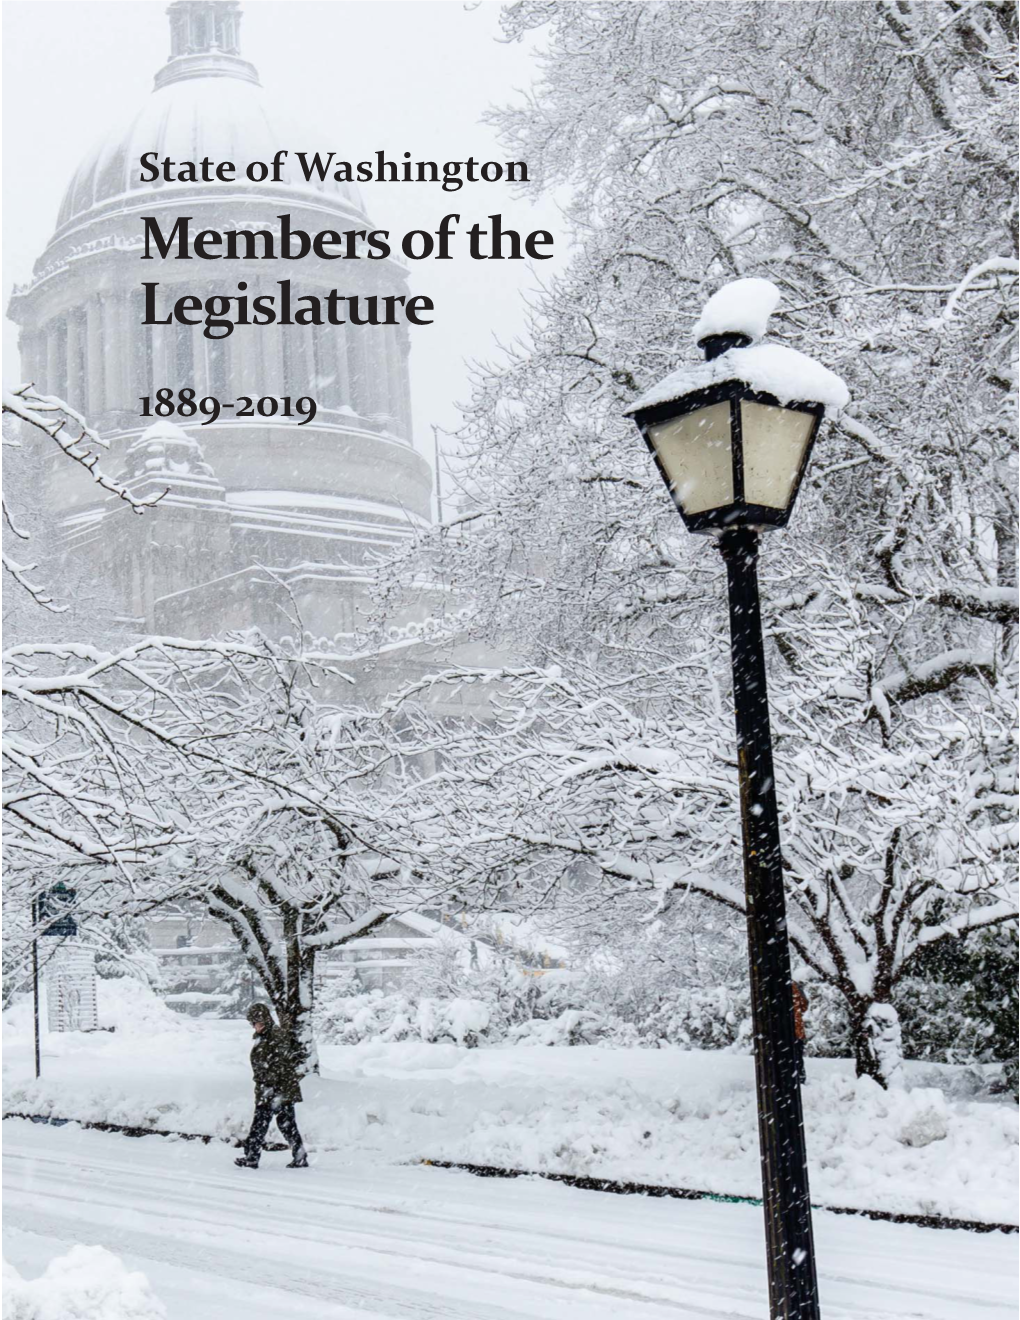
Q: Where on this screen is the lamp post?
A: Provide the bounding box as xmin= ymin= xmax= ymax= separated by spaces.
xmin=626 ymin=280 xmax=848 ymax=1320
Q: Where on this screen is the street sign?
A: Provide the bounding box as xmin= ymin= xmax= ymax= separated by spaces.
xmin=37 ymin=884 xmax=78 ymax=938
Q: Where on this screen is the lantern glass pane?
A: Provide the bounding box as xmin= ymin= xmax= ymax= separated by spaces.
xmin=740 ymin=401 xmax=815 ymax=510
xmin=648 ymin=401 xmax=733 ymax=515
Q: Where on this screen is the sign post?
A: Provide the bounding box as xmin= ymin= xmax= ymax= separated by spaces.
xmin=31 ymin=896 xmax=41 ymax=1080
xmin=33 ymin=884 xmax=88 ymax=1060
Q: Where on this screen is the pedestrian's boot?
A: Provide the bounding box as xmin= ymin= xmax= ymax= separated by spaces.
xmin=287 ymin=1154 xmax=309 ymax=1168
xmin=234 ymin=1156 xmax=259 ymax=1169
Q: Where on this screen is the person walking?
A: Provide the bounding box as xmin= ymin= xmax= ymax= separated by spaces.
xmin=235 ymin=1003 xmax=309 ymax=1169
xmin=792 ymin=981 xmax=809 ymax=1086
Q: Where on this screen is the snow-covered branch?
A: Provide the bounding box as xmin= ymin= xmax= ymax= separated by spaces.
xmin=3 ymin=384 xmax=165 ymax=512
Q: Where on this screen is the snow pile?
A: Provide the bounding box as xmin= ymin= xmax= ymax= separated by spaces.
xmin=2 ymin=1246 xmax=165 ymax=1320
xmin=627 ymin=342 xmax=851 ymax=415
xmin=692 ymin=277 xmax=781 ymax=345
xmin=4 ymin=977 xmax=190 ymax=1046
xmin=96 ymin=976 xmax=194 ymax=1036
xmin=317 ymin=964 xmax=754 ymax=1052
xmin=442 ymin=998 xmax=491 ymax=1044
xmin=888 ymin=1084 xmax=950 ymax=1148
xmin=405 ymin=1052 xmax=1017 ymax=1223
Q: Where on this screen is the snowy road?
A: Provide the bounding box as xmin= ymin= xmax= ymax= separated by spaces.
xmin=3 ymin=1120 xmax=1016 ymax=1320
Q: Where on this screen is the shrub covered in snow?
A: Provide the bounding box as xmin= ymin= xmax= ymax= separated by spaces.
xmin=315 ymin=957 xmax=760 ymax=1051
xmin=312 ymin=913 xmax=1017 ymax=1080
xmin=88 ymin=916 xmax=161 ymax=988
xmin=2 ymin=1246 xmax=165 ymax=1320
xmin=895 ymin=926 xmax=1019 ymax=1095
xmin=316 ymin=981 xmax=492 ymax=1048
xmin=507 ymin=1008 xmax=612 ymax=1046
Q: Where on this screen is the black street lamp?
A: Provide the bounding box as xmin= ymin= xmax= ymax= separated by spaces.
xmin=626 ymin=279 xmax=848 ymax=1320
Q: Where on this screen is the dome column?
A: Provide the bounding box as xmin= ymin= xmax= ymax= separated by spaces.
xmin=279 ymin=317 xmax=301 ymax=396
xmin=310 ymin=323 xmax=331 ymax=406
xmin=19 ymin=330 xmax=43 ymax=389
xmin=66 ymin=313 xmax=85 ymax=409
xmin=85 ymin=298 xmax=105 ymax=415
xmin=262 ymin=321 xmax=285 ymax=397
xmin=296 ymin=320 xmax=315 ymax=398
xmin=347 ymin=328 xmax=368 ymax=417
xmin=385 ymin=325 xmax=405 ymax=437
xmin=370 ymin=324 xmax=389 ymax=418
xmin=333 ymin=325 xmax=351 ymax=409
xmin=399 ymin=329 xmax=413 ymax=441
xmin=121 ymin=308 xmax=139 ymax=404
xmin=168 ymin=7 xmax=188 ymax=56
xmin=45 ymin=320 xmax=66 ymax=399
xmin=103 ymin=291 xmax=130 ymax=411
xmin=281 ymin=290 xmax=315 ymax=398
xmin=230 ymin=325 xmax=258 ymax=397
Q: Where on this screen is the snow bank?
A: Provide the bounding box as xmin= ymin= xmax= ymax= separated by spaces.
xmin=627 ymin=342 xmax=850 ymax=415
xmin=4 ymin=1008 xmax=1015 ymax=1224
xmin=692 ymin=277 xmax=781 ymax=345
xmin=2 ymin=1246 xmax=165 ymax=1320
xmin=385 ymin=1049 xmax=1017 ymax=1225
xmin=96 ymin=975 xmax=194 ymax=1035
xmin=4 ymin=977 xmax=189 ymax=1042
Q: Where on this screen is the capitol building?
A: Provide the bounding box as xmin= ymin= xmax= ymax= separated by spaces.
xmin=8 ymin=0 xmax=432 ymax=645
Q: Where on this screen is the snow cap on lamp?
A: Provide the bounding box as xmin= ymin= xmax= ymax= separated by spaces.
xmin=693 ymin=277 xmax=782 ymax=354
xmin=625 ymin=279 xmax=849 ymax=419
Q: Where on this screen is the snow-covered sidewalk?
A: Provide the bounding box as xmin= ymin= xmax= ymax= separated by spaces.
xmin=4 ymin=1119 xmax=1017 ymax=1320
xmin=3 ymin=986 xmax=1016 ymax=1226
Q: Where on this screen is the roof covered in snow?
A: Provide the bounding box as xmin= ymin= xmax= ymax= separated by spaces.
xmin=626 ymin=342 xmax=850 ymax=416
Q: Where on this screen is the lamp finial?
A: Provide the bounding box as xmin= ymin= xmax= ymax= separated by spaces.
xmin=694 ymin=278 xmax=781 ymax=360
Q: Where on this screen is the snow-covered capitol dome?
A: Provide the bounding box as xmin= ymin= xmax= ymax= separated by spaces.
xmin=9 ymin=0 xmax=432 ymax=643
xmin=55 ymin=3 xmax=364 ymax=235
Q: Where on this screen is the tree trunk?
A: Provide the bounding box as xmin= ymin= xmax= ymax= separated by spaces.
xmin=849 ymin=997 xmax=904 ymax=1088
xmin=249 ymin=948 xmax=319 ymax=1080
xmin=283 ymin=939 xmax=320 ymax=1078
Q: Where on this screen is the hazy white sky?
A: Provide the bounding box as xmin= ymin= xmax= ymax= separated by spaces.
xmin=2 ymin=0 xmax=566 ymax=471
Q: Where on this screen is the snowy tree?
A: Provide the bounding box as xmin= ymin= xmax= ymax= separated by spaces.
xmin=135 ymin=687 xmax=438 ymax=1070
xmin=3 ymin=633 xmax=427 ymax=1067
xmin=372 ymin=0 xmax=1018 ymax=1085
xmin=2 ymin=386 xmax=398 ymax=1062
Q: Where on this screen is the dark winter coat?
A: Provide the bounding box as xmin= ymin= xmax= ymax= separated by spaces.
xmin=250 ymin=1023 xmax=304 ymax=1105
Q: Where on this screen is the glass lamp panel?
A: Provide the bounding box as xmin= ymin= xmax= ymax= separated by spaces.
xmin=647 ymin=401 xmax=734 ymax=515
xmin=740 ymin=401 xmax=816 ymax=510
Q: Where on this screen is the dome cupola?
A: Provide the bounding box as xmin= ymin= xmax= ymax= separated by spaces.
xmin=157 ymin=0 xmax=259 ymax=90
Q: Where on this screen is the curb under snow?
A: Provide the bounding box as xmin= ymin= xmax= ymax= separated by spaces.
xmin=4 ymin=1111 xmax=1015 ymax=1236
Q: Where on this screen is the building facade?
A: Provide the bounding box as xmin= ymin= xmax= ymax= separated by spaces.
xmin=8 ymin=0 xmax=432 ymax=644
xmin=147 ymin=909 xmax=480 ymax=1007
